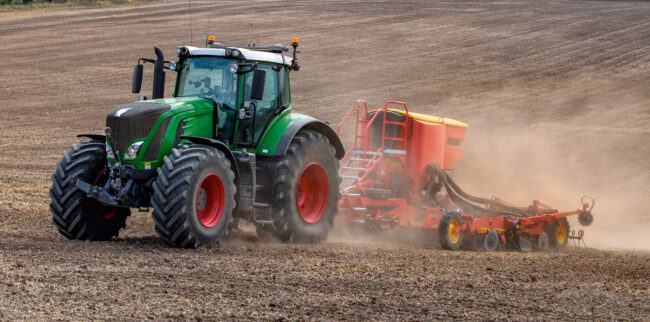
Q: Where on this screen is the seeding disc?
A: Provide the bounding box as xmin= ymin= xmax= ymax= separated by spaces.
xmin=537 ymin=232 xmax=549 ymax=251
xmin=484 ymin=230 xmax=499 ymax=252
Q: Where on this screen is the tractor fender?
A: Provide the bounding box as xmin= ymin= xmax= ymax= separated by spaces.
xmin=77 ymin=134 xmax=106 ymax=141
xmin=179 ymin=135 xmax=241 ymax=216
xmin=274 ymin=119 xmax=345 ymax=159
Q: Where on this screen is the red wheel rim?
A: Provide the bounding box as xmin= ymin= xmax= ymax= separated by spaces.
xmin=92 ymin=170 xmax=118 ymax=220
xmin=196 ymin=173 xmax=225 ymax=227
xmin=296 ymin=162 xmax=329 ymax=224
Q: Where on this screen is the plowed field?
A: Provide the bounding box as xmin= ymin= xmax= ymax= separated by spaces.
xmin=1 ymin=0 xmax=649 ymax=320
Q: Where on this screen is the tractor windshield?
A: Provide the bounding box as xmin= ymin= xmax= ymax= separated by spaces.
xmin=176 ymin=57 xmax=239 ymax=109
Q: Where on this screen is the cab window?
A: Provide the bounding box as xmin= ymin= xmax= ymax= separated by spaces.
xmin=239 ymin=64 xmax=279 ymax=145
xmin=279 ymin=67 xmax=291 ymax=108
xmin=176 ymin=57 xmax=238 ymax=109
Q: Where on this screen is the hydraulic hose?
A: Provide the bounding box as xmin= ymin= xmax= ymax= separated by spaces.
xmin=426 ymin=164 xmax=526 ymax=218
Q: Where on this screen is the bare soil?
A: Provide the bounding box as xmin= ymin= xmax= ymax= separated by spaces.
xmin=1 ymin=0 xmax=649 ymax=320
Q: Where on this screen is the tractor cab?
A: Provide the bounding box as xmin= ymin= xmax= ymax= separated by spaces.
xmin=172 ymin=47 xmax=293 ymax=147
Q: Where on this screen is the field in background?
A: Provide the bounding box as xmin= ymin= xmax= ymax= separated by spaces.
xmin=1 ymin=0 xmax=648 ymax=319
xmin=0 ymin=0 xmax=143 ymax=12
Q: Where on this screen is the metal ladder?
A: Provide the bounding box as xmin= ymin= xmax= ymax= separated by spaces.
xmin=379 ymin=101 xmax=409 ymax=154
xmin=337 ymin=101 xmax=410 ymax=195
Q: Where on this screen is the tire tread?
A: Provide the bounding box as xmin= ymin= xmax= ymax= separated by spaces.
xmin=151 ymin=145 xmax=235 ymax=248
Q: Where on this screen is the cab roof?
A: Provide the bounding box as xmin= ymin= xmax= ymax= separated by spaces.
xmin=183 ymin=46 xmax=293 ymax=66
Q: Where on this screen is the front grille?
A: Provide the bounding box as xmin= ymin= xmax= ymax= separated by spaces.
xmin=106 ymin=102 xmax=171 ymax=153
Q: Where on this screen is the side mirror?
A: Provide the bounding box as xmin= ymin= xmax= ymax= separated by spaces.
xmin=132 ymin=63 xmax=143 ymax=93
xmin=250 ymin=69 xmax=266 ymax=100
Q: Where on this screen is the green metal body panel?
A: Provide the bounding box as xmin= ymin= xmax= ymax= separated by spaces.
xmin=256 ymin=110 xmax=312 ymax=155
xmin=107 ymin=97 xmax=214 ymax=170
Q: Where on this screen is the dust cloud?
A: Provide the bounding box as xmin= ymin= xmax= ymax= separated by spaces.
xmin=450 ymin=82 xmax=650 ymax=251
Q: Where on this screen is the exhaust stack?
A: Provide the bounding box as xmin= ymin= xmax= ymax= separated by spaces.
xmin=152 ymin=46 xmax=165 ymax=99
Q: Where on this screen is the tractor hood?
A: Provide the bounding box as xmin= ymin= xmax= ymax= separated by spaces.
xmin=147 ymin=96 xmax=215 ymax=111
xmin=106 ymin=97 xmax=213 ymax=156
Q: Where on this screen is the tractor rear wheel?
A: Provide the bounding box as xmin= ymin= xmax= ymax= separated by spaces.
xmin=49 ymin=140 xmax=129 ymax=240
xmin=152 ymin=145 xmax=236 ymax=248
xmin=270 ymin=130 xmax=340 ymax=243
xmin=438 ymin=211 xmax=464 ymax=250
xmin=546 ymin=217 xmax=570 ymax=250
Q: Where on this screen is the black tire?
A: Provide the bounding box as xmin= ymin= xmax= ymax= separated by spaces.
xmin=49 ymin=141 xmax=129 ymax=241
xmin=546 ymin=217 xmax=570 ymax=251
xmin=151 ymin=145 xmax=236 ymax=248
xmin=438 ymin=211 xmax=464 ymax=250
xmin=270 ymin=130 xmax=340 ymax=243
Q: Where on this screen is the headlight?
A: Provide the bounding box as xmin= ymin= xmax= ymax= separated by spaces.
xmin=229 ymin=63 xmax=238 ymax=74
xmin=169 ymin=61 xmax=178 ymax=71
xmin=124 ymin=141 xmax=144 ymax=160
xmin=106 ymin=144 xmax=115 ymax=159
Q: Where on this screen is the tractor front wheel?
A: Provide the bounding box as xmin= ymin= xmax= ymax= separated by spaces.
xmin=270 ymin=131 xmax=340 ymax=243
xmin=152 ymin=145 xmax=236 ymax=248
xmin=49 ymin=140 xmax=129 ymax=240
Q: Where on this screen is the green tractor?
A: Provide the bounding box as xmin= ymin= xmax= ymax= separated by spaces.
xmin=49 ymin=37 xmax=344 ymax=247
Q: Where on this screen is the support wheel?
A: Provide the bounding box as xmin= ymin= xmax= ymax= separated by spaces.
xmin=438 ymin=211 xmax=464 ymax=250
xmin=546 ymin=217 xmax=570 ymax=251
xmin=270 ymin=130 xmax=340 ymax=243
xmin=49 ymin=141 xmax=129 ymax=241
xmin=152 ymin=145 xmax=236 ymax=248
